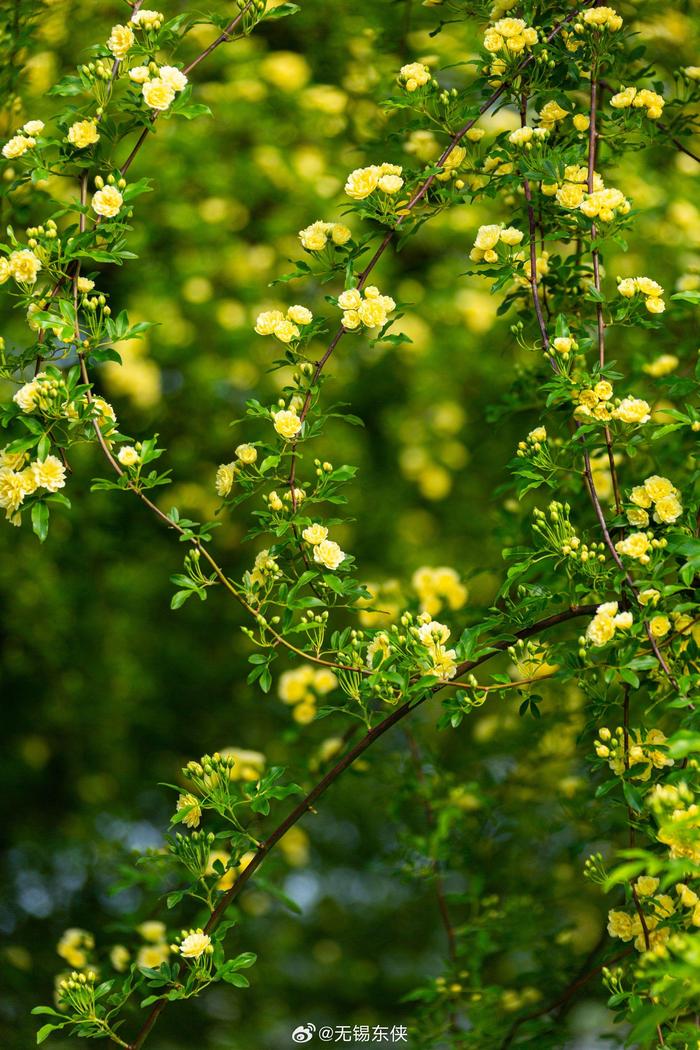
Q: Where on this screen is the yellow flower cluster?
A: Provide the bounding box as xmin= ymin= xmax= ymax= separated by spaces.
xmin=298 ymin=220 xmax=351 ymax=251
xmin=2 ymin=119 xmax=42 ymax=158
xmin=483 ymin=18 xmax=538 ymax=55
xmin=131 ymin=8 xmax=165 ymax=30
xmin=338 ymin=285 xmax=395 ymax=330
xmin=0 ymin=453 xmax=66 ymax=522
xmin=651 ymin=783 xmax=700 ymax=865
xmin=548 ymin=165 xmax=630 ymax=223
xmin=469 ymin=223 xmax=524 ymax=264
xmin=412 ymin=566 xmax=467 ymax=616
xmin=574 ymin=379 xmax=614 ymax=421
xmin=132 ymin=66 xmax=188 ymax=111
xmin=249 ymin=548 xmax=282 ymax=588
xmin=57 ymin=928 xmax=94 ymax=969
xmin=615 ymin=531 xmax=651 ymax=563
xmin=0 ymin=248 xmax=42 ymax=285
xmin=585 ymin=601 xmax=633 ymax=647
xmin=345 ymin=163 xmax=404 ymax=200
xmin=516 ymin=425 xmax=546 ymax=456
xmin=302 ymin=522 xmax=346 ymax=570
xmin=595 ymin=726 xmax=672 ymax=780
xmin=610 ymin=86 xmax=664 ymax=120
xmin=398 ymin=62 xmax=431 ymax=92
xmin=508 ymin=125 xmax=549 ymax=148
xmin=279 ymin=663 xmax=338 ymax=724
xmin=629 ymin=475 xmax=683 ymax=526
xmin=416 ymin=614 xmax=458 ymax=680
xmin=617 ymin=275 xmax=665 ymax=314
xmin=581 ymin=6 xmax=623 ymax=31
xmin=607 ymin=881 xmax=674 ymax=953
xmin=255 ymin=305 xmax=312 ymax=343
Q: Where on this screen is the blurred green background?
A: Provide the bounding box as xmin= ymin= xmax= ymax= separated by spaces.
xmin=1 ymin=1 xmax=699 ymax=1047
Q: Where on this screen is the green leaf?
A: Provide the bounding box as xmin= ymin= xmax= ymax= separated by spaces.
xmin=31 ymin=502 xmax=49 ymax=543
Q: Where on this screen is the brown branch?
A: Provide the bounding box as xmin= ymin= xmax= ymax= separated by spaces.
xmin=125 ymin=602 xmax=595 ymax=1049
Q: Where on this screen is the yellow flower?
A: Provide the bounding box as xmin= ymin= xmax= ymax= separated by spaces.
xmin=500 ymin=226 xmax=523 ymax=246
xmin=345 ymin=165 xmax=380 ymax=199
xmin=273 ymin=409 xmax=302 ymax=440
xmin=273 ymin=319 xmax=300 ymax=343
xmin=138 ymin=920 xmax=166 ymax=943
xmin=643 ymin=354 xmax=678 ymax=377
xmin=613 ymin=397 xmax=650 ymax=424
xmin=32 ymin=455 xmax=66 ymax=492
xmin=474 ymin=224 xmax=502 ymax=251
xmin=215 ymin=462 xmax=236 ymax=497
xmin=607 ymin=910 xmax=638 ymax=942
xmin=292 ymin=701 xmax=317 ymax=724
xmin=110 ymin=945 xmax=130 ymax=972
xmin=615 ymin=532 xmax=651 ymax=562
xmin=57 ymin=928 xmax=94 ymax=967
xmin=23 ymin=120 xmax=44 ymax=135
xmin=67 ymin=120 xmax=99 ymax=149
xmin=107 ymin=24 xmax=135 ymax=60
xmin=617 ymin=277 xmax=637 ymax=298
xmin=312 ymin=539 xmax=346 ymax=570
xmin=645 ymin=297 xmax=665 ymax=314
xmin=649 ymin=615 xmax=671 ymax=638
xmin=594 ymin=380 xmax=613 ymax=401
xmin=556 ymin=183 xmax=586 ymax=209
xmin=176 ymin=792 xmax=201 ymax=829
xmin=131 ymin=9 xmax=165 ymax=30
xmin=638 ymin=588 xmax=659 ymax=606
xmin=630 ymin=485 xmax=652 ymax=508
xmin=92 ymin=186 xmax=123 ymax=218
xmin=9 ymin=249 xmax=41 ymax=284
xmin=142 ymin=78 xmax=176 ymax=111
xmin=611 ymin=86 xmax=637 ymax=109
xmin=644 ymin=475 xmax=674 ymax=502
xmin=627 ymin=507 xmax=649 ymax=528
xmin=137 ymin=943 xmax=170 ymax=968
xmin=302 ymin=523 xmax=328 ymax=544
xmin=129 ymin=66 xmax=151 ymax=84
xmin=235 ymin=444 xmax=257 ymax=465
xmin=358 ymin=298 xmax=387 ymax=329
xmin=255 ymin=309 xmax=285 ymax=335
xmin=338 ymin=288 xmax=362 ymax=311
xmin=287 ymin=304 xmax=312 ymax=325
xmin=586 ymin=610 xmax=616 ymax=647
xmin=158 ymin=65 xmax=188 ymax=93
xmin=2 ymin=134 xmax=35 ymax=159
xmin=573 ymin=113 xmax=590 ymax=131
xmin=117 ymin=445 xmax=140 ymax=467
xmin=654 ymin=493 xmax=682 ymax=524
xmin=314 ymin=668 xmax=338 ymax=693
